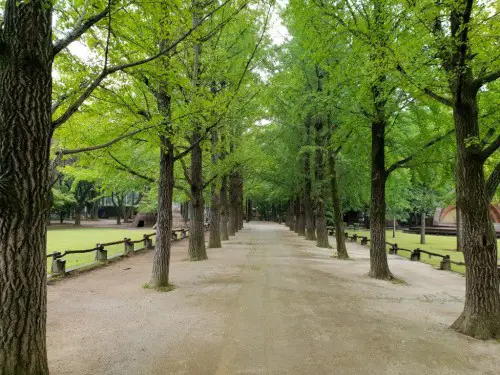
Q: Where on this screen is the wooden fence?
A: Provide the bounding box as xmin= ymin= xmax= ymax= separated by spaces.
xmin=327 ymin=228 xmax=470 ymax=272
xmin=47 ymin=224 xmax=210 ymax=277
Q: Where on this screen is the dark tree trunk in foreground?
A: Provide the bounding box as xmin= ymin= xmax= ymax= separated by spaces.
xmin=188 ymin=140 xmax=208 ymax=261
xmin=220 ymin=176 xmax=229 ymax=241
xmin=0 ymin=0 xmax=52 ymax=372
xmin=420 ymin=212 xmax=426 ymax=245
xmin=329 ymin=151 xmax=349 ymax=259
xmin=150 ymin=88 xmax=174 ymax=288
xmin=450 ymin=87 xmax=500 ymax=339
xmin=370 ymin=118 xmax=392 ymax=279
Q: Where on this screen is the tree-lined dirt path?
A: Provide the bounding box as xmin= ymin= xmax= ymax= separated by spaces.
xmin=47 ymin=222 xmax=500 ymax=375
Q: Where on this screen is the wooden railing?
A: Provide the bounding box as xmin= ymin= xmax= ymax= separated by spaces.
xmin=47 ymin=224 xmax=210 ymax=277
xmin=339 ymin=230 xmax=475 ymax=272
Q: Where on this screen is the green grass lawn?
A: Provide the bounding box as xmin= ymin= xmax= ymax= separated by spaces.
xmin=347 ymin=229 xmax=500 ymax=275
xmin=47 ymin=227 xmax=156 ymax=273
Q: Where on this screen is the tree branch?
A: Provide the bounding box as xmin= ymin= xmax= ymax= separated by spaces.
xmin=108 ymin=152 xmax=156 ymax=183
xmin=486 ymin=162 xmax=500 ymax=202
xmin=55 ymin=124 xmax=155 ymax=156
xmin=480 ymin=133 xmax=500 ymax=162
xmin=474 ymin=70 xmax=500 ymax=88
xmin=53 ymin=6 xmax=111 ymax=56
xmin=396 ymin=65 xmax=453 ymax=107
xmin=202 ymin=174 xmax=218 ymax=190
xmin=385 ymin=129 xmax=455 ymax=177
xmin=52 ymin=0 xmax=232 ymax=129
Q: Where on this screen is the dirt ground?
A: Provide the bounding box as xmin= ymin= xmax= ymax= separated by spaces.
xmin=47 ymin=222 xmax=500 ymax=375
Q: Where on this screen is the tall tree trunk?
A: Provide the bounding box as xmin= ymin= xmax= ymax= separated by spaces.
xmin=209 ymin=186 xmax=221 ymax=248
xmin=150 ymin=87 xmax=174 ymax=287
xmin=187 ymin=6 xmax=207 ymax=261
xmin=0 ymin=0 xmax=52 ymax=372
xmin=75 ymin=208 xmax=82 ymax=226
xmin=314 ymin=118 xmax=329 ymax=248
xmin=228 ymin=172 xmax=237 ymax=236
xmin=304 ymin=169 xmax=316 ymax=239
xmin=238 ymin=173 xmax=244 ymax=230
xmin=188 ymin=140 xmax=208 ymax=261
xmin=450 ymin=87 xmax=500 ymax=339
xmin=288 ymin=199 xmax=296 ymax=231
xmin=208 ymin=132 xmax=221 ymax=248
xmin=369 ymin=118 xmax=393 ymax=279
xmin=304 ymin=119 xmax=316 ymax=240
xmin=420 ymin=212 xmax=426 ymax=245
xmin=329 ymin=151 xmax=349 ymax=259
xmin=393 ymin=216 xmax=396 ymax=238
xmin=298 ymin=197 xmax=306 ymax=236
xmin=220 ymin=176 xmax=229 ymax=241
xmin=150 ymin=137 xmax=174 ymax=287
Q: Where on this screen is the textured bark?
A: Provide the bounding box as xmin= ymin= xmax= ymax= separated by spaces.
xmin=188 ymin=140 xmax=208 ymax=261
xmin=149 ymin=88 xmax=174 ymax=288
xmin=208 ymin=132 xmax=221 ymax=248
xmin=220 ymin=176 xmax=229 ymax=241
xmin=369 ymin=118 xmax=393 ymax=279
xmin=0 ymin=0 xmax=52 ymax=372
xmin=329 ymin=151 xmax=349 ymax=259
xmin=420 ymin=212 xmax=426 ymax=245
xmin=449 ymin=86 xmax=500 ymax=339
xmin=187 ymin=8 xmax=207 ymax=261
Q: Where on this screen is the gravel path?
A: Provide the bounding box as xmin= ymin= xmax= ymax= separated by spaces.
xmin=47 ymin=222 xmax=500 ymax=375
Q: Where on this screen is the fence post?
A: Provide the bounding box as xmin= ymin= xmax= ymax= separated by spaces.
xmin=411 ymin=248 xmax=421 ymax=261
xmin=352 ymin=234 xmax=358 ymax=242
xmin=440 ymin=255 xmax=451 ymax=271
xmin=143 ymin=234 xmax=153 ymax=249
xmin=95 ymin=244 xmax=107 ymax=262
xmin=51 ymin=253 xmax=66 ymax=276
xmin=361 ymin=237 xmax=368 ymax=246
xmin=389 ymin=243 xmax=398 ymax=255
xmin=124 ymin=238 xmax=134 ymax=254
